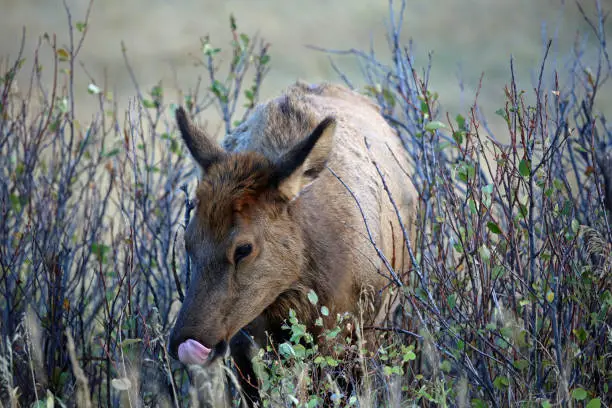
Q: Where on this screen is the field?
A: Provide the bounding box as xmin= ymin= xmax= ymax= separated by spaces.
xmin=1 ymin=0 xmax=611 ymax=407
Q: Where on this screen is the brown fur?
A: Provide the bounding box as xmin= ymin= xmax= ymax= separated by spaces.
xmin=169 ymin=81 xmax=418 ymax=405
xmin=188 ymin=153 xmax=275 ymax=241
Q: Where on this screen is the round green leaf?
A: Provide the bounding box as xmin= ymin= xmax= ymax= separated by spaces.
xmin=425 ymin=121 xmax=447 ymax=131
xmin=307 ymin=289 xmax=318 ymax=305
xmin=572 ymin=388 xmax=587 ymax=401
xmin=586 ymin=398 xmax=601 ymax=408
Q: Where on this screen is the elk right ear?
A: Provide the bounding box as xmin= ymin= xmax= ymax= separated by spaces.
xmin=175 ymin=106 xmax=226 ymax=172
xmin=270 ymin=116 xmax=336 ymax=201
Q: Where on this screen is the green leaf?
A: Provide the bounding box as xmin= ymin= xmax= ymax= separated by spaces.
xmin=202 ymin=43 xmax=221 ymax=56
xmin=87 ymin=83 xmax=101 ymax=94
xmin=403 ymin=349 xmax=416 ymax=362
xmin=382 ymin=88 xmax=396 ymax=108
xmin=308 ymin=397 xmax=321 ymax=408
xmin=320 ymin=306 xmax=329 ymax=316
xmin=76 ymin=22 xmax=87 ymax=32
xmin=425 ymin=121 xmax=446 ymax=132
xmin=479 ymin=245 xmax=491 ymax=262
xmin=142 ymin=99 xmax=156 ymax=109
xmin=57 ymin=48 xmax=70 ymax=61
xmin=573 ymin=327 xmax=587 ymax=342
xmin=325 ymin=327 xmax=341 ymax=339
xmin=210 ymin=80 xmax=229 ymax=103
xmin=513 ymin=359 xmax=529 ymax=371
xmin=456 ymin=114 xmax=466 ymax=130
xmin=493 ymin=376 xmax=509 ymax=389
xmin=495 ymin=108 xmax=507 ymax=119
xmin=561 ymin=199 xmax=572 ymax=216
xmin=103 ymin=148 xmax=120 ymax=158
xmin=278 ymin=342 xmax=295 ymax=357
xmin=571 ymin=219 xmax=580 ymax=234
xmin=519 ymin=159 xmax=531 ymax=178
xmin=572 ymin=388 xmax=588 ymax=401
xmin=586 ymin=398 xmax=601 ymax=408
xmin=170 ymin=138 xmax=180 ymax=155
xmin=240 ymin=33 xmax=250 ymax=46
xmin=447 ymin=293 xmax=457 ymax=309
xmin=9 ymin=193 xmax=28 ymax=212
xmin=457 ymin=161 xmax=475 ymax=183
xmin=31 ymin=400 xmax=47 ymax=408
xmin=150 ymin=84 xmax=163 ymax=99
xmin=59 ymin=97 xmax=69 ymax=113
xmin=487 ymin=221 xmax=502 ymax=234
xmin=307 ymin=289 xmax=318 ymax=305
xmin=314 ymin=356 xmax=325 ymax=365
xmin=472 ymin=399 xmax=487 ymax=408
xmin=575 ymin=145 xmax=588 ymax=153
xmin=420 ymin=100 xmax=429 ymax=114
xmin=91 ymin=243 xmax=110 ymax=264
xmin=453 ymin=131 xmax=464 ymax=146
xmin=468 ymin=198 xmax=477 ymax=215
xmin=325 ymin=356 xmax=338 ymax=367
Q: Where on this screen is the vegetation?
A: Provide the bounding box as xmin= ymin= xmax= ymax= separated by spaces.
xmin=1 ymin=0 xmax=610 ymax=407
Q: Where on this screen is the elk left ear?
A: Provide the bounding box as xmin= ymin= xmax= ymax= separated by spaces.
xmin=175 ymin=106 xmax=226 ymax=173
xmin=270 ymin=116 xmax=336 ymax=201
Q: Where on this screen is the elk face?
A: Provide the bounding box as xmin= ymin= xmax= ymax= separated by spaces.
xmin=168 ymin=107 xmax=336 ymax=364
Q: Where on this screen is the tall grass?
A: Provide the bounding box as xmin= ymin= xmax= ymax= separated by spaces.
xmin=1 ymin=0 xmax=610 ymax=407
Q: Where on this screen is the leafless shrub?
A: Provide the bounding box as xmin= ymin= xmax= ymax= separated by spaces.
xmin=0 ymin=1 xmax=269 ymax=406
xmin=310 ymin=0 xmax=612 ymax=405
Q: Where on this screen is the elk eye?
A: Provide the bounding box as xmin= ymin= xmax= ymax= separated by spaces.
xmin=233 ymin=244 xmax=253 ymax=265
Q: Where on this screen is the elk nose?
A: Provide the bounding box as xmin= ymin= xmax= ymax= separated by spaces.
xmin=168 ymin=328 xmax=185 ymax=361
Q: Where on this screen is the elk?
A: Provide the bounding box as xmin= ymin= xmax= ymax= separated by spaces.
xmin=168 ymin=81 xmax=418 ymax=406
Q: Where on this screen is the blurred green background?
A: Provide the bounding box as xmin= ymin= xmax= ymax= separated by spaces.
xmin=1 ymin=0 xmax=611 ymax=138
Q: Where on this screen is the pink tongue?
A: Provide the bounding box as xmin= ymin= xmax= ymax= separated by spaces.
xmin=177 ymin=339 xmax=211 ymax=365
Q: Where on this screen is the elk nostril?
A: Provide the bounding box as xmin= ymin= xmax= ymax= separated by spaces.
xmin=168 ymin=341 xmax=179 ymax=360
xmin=168 ymin=330 xmax=187 ymax=360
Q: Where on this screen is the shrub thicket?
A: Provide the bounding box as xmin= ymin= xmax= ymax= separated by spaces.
xmin=1 ymin=0 xmax=610 ymax=407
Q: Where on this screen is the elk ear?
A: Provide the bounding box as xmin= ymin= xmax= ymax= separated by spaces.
xmin=270 ymin=116 xmax=336 ymax=201
xmin=175 ymin=106 xmax=226 ymax=172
